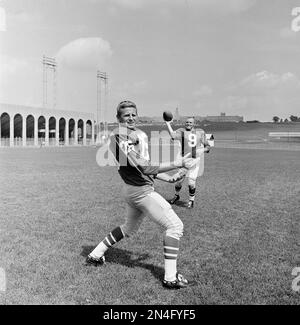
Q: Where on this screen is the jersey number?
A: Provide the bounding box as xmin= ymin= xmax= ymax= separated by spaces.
xmin=119 ymin=140 xmax=134 ymax=154
xmin=188 ymin=134 xmax=197 ymax=147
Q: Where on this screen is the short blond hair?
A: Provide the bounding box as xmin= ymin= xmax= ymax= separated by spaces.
xmin=116 ymin=101 xmax=137 ymax=119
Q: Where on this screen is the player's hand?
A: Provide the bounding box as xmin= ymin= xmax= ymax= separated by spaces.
xmin=196 ymin=148 xmax=205 ymax=155
xmin=183 ymin=157 xmax=200 ymax=169
xmin=196 ymin=147 xmax=210 ymax=156
xmin=181 ymin=153 xmax=199 ymax=169
xmin=155 ymin=168 xmax=186 ymax=183
xmin=204 ymin=146 xmax=210 ymax=153
xmin=174 ymin=153 xmax=191 ymax=167
xmin=170 ymin=168 xmax=187 ymax=183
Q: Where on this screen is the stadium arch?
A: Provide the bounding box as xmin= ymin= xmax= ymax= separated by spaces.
xmin=0 ymin=103 xmax=95 ymax=147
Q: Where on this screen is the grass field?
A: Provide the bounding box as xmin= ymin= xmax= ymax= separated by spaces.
xmin=0 ymin=145 xmax=299 ymax=305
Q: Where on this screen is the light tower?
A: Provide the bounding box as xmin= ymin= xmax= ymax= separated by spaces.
xmin=42 ymin=55 xmax=57 ymax=109
xmin=96 ymin=71 xmax=108 ymax=144
xmin=175 ymin=107 xmax=180 ymax=121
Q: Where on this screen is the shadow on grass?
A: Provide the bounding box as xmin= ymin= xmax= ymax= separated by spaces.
xmin=81 ymin=246 xmax=164 ymax=282
xmin=174 ymin=200 xmax=188 ymax=207
xmin=166 ymin=199 xmax=187 ymax=207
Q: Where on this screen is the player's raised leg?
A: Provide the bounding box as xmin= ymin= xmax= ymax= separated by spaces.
xmin=137 ymin=191 xmax=190 ymax=289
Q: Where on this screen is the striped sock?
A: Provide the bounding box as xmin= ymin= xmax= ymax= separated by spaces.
xmin=163 ymin=235 xmax=180 ymax=282
xmin=90 ymin=226 xmax=125 ymax=259
xmin=189 ymin=186 xmax=196 ymax=202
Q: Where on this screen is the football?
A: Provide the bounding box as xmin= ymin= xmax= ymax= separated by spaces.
xmin=163 ymin=111 xmax=173 ymax=122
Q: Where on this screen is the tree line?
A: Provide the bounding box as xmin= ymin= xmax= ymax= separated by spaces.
xmin=272 ymin=115 xmax=300 ymax=123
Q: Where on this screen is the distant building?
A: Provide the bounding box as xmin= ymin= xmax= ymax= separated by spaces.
xmin=196 ymin=113 xmax=243 ymax=123
xmin=138 ymin=112 xmax=244 ymax=124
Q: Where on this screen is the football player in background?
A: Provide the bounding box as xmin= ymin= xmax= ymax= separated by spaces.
xmin=165 ymin=117 xmax=210 ymax=208
xmin=86 ymin=101 xmax=196 ymax=289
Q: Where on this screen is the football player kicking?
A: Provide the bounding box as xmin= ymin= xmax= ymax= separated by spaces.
xmin=86 ymin=101 xmax=196 ymax=289
xmin=165 ymin=117 xmax=210 ymax=209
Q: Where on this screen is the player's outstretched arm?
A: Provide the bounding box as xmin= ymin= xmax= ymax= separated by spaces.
xmin=110 ymin=133 xmax=194 ymax=175
xmin=155 ymin=153 xmax=195 ymax=173
xmin=127 ymin=149 xmax=194 ymax=175
xmin=165 ymin=121 xmax=177 ymax=140
xmin=129 ymin=152 xmax=192 ymax=175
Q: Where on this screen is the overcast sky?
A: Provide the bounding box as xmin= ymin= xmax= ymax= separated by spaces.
xmin=1 ymin=0 xmax=300 ymax=122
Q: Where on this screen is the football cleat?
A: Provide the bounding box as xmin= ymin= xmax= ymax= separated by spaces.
xmin=169 ymin=194 xmax=180 ymax=205
xmin=85 ymin=254 xmax=105 ymax=267
xmin=187 ymin=200 xmax=194 ymax=209
xmin=162 ymin=273 xmax=189 ymax=289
